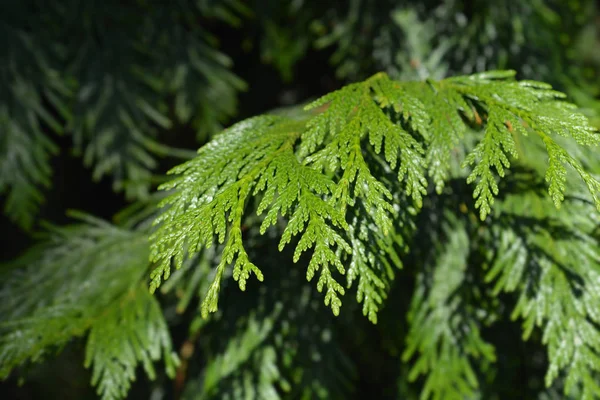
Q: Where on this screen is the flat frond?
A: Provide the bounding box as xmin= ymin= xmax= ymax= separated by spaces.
xmin=402 ymin=214 xmax=495 ymax=399
xmin=85 ymin=286 xmax=179 ymax=400
xmin=0 ymin=107 xmax=58 ymax=229
xmin=151 ymin=71 xmax=599 ymax=320
xmin=487 ymin=190 xmax=600 ymax=399
xmin=0 ymin=21 xmax=65 ymax=229
xmin=0 ymin=214 xmax=178 ymax=399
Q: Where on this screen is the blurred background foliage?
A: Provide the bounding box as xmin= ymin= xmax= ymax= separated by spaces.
xmin=1 ymin=0 xmax=600 ymax=399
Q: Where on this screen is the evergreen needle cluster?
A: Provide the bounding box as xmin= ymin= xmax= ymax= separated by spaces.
xmin=148 ymin=70 xmax=600 ymax=398
xmin=151 ymin=70 xmax=599 ymax=313
xmin=0 ymin=212 xmax=179 ymax=400
xmin=0 ymin=0 xmax=246 ymax=230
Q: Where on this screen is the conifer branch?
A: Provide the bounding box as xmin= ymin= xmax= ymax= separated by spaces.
xmin=487 ymin=190 xmax=600 ymax=398
xmin=150 ymin=70 xmax=600 ymax=322
xmin=0 ymin=18 xmax=67 ymax=230
xmin=403 ymin=213 xmax=495 ymax=400
xmin=0 ymin=213 xmax=179 ymax=400
xmin=0 ymin=1 xmax=247 ymax=226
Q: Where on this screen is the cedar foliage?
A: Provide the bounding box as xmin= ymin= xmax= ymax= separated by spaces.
xmin=1 ymin=1 xmax=600 ymax=399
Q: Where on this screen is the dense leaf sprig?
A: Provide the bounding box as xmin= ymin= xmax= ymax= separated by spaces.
xmin=0 ymin=213 xmax=179 ymax=400
xmin=151 ymin=70 xmax=600 ymax=321
xmin=0 ymin=0 xmax=246 ymax=228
